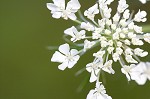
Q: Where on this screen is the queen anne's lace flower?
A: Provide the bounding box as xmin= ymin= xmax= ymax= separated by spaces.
xmin=51 ymin=43 xmax=80 ymax=70
xmin=86 ymin=82 xmax=112 ymax=99
xmin=134 ymin=10 xmax=147 ymax=22
xmin=144 ymin=33 xmax=150 ymax=43
xmin=64 ymin=26 xmax=86 ymax=42
xmin=121 ymin=64 xmax=136 ymax=81
xmin=102 ymin=60 xmax=115 ymax=74
xmin=47 ymin=0 xmax=81 ymax=20
xmin=84 ymin=4 xmax=99 ymax=21
xmin=83 ymin=40 xmax=96 ymax=52
xmin=48 ymin=0 xmax=150 ymax=98
xmin=131 ymin=62 xmax=150 ymax=85
xmin=81 ymin=22 xmax=95 ymax=31
xmin=86 ymin=58 xmax=102 ymax=82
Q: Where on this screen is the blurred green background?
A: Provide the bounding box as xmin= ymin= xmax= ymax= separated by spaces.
xmin=0 ymin=0 xmax=150 ymax=99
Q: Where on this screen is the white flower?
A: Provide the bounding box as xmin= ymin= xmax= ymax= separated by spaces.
xmin=84 ymin=4 xmax=99 ymax=21
xmin=128 ymin=32 xmax=136 ymax=39
xmin=105 ymin=29 xmax=111 ymax=35
xmin=84 ymin=40 xmax=96 ymax=52
xmin=123 ymin=9 xmax=130 ymax=19
xmin=113 ymin=32 xmax=119 ymax=40
xmin=103 ymin=7 xmax=112 ymax=18
xmin=86 ymin=82 xmax=112 ymax=99
xmin=116 ymin=47 xmax=123 ymax=55
xmin=112 ymin=53 xmax=120 ymax=62
xmin=139 ymin=0 xmax=147 ymax=4
xmin=99 ymin=0 xmax=114 ymax=10
xmin=113 ymin=13 xmax=120 ymax=22
xmin=81 ymin=22 xmax=95 ymax=31
xmin=133 ymin=25 xmax=143 ymax=34
xmin=134 ymin=48 xmax=148 ymax=57
xmin=125 ymin=55 xmax=138 ymax=63
xmin=64 ymin=26 xmax=86 ymax=42
xmin=106 ymin=19 xmax=112 ymax=26
xmin=124 ymin=39 xmax=131 ymax=45
xmin=134 ymin=10 xmax=147 ymax=22
xmin=119 ymin=19 xmax=127 ymax=27
xmin=125 ymin=48 xmax=133 ymax=55
xmin=131 ymin=38 xmax=144 ymax=45
xmin=108 ymin=40 xmax=113 ymax=46
xmin=51 ymin=43 xmax=80 ymax=70
xmin=92 ymin=28 xmax=102 ymax=39
xmin=86 ymin=59 xmax=102 ymax=82
xmin=93 ymin=50 xmax=105 ymax=59
xmin=144 ymin=33 xmax=150 ymax=43
xmin=117 ymin=0 xmax=129 ymax=13
xmin=102 ymin=60 xmax=115 ymax=74
xmin=49 ymin=0 xmax=150 ymax=99
xmin=107 ymin=47 xmax=114 ymax=54
xmin=111 ymin=24 xmax=116 ymax=30
xmin=47 ymin=0 xmax=81 ymax=20
xmin=99 ymin=36 xmax=107 ymax=41
xmin=117 ymin=42 xmax=122 ymax=47
xmin=121 ymin=64 xmax=136 ymax=81
xmin=128 ymin=22 xmax=135 ymax=29
xmin=131 ymin=62 xmax=150 ymax=85
xmin=101 ymin=40 xmax=109 ymax=48
xmin=98 ymin=19 xmax=106 ymax=28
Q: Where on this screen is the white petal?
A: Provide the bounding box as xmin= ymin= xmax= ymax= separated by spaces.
xmin=51 ymin=51 xmax=66 ymax=62
xmin=103 ymin=68 xmax=115 ymax=74
xmin=66 ymin=0 xmax=81 ymax=11
xmin=67 ymin=61 xmax=76 ymax=68
xmin=67 ymin=13 xmax=77 ymax=20
xmin=136 ymin=62 xmax=147 ymax=72
xmin=70 ymin=49 xmax=79 ymax=56
xmin=121 ymin=68 xmax=127 ymax=75
xmin=90 ymin=70 xmax=97 ymax=82
xmin=68 ymin=56 xmax=79 ymax=69
xmin=71 ymin=26 xmax=78 ymax=34
xmin=58 ymin=43 xmax=70 ymax=55
xmin=52 ymin=12 xmax=62 ymax=19
xmin=97 ymin=94 xmax=106 ymax=99
xmin=64 ymin=26 xmax=75 ymax=37
xmin=139 ymin=0 xmax=147 ymax=4
xmin=47 ymin=3 xmax=60 ymax=11
xmin=53 ymin=0 xmax=65 ymax=8
xmin=86 ymin=66 xmax=92 ymax=73
xmin=134 ymin=74 xmax=147 ymax=85
xmin=86 ymin=90 xmax=95 ymax=99
xmin=73 ymin=55 xmax=80 ymax=62
xmin=101 ymin=94 xmax=112 ymax=99
xmin=89 ymin=4 xmax=99 ymax=14
xmin=58 ymin=62 xmax=68 ymax=70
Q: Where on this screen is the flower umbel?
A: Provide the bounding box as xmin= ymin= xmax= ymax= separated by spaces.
xmin=47 ymin=0 xmax=150 ymax=98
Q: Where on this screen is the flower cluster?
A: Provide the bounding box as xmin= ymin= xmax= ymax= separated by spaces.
xmin=47 ymin=0 xmax=150 ymax=99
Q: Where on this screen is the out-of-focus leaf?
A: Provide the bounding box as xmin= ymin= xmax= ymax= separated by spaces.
xmin=75 ymin=67 xmax=86 ymax=77
xmin=76 ymin=75 xmax=90 ymax=93
xmin=142 ymin=24 xmax=150 ymax=32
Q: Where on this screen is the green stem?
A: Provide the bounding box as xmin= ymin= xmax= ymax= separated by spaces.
xmin=73 ymin=20 xmax=82 ymax=24
xmin=77 ymin=10 xmax=88 ymax=22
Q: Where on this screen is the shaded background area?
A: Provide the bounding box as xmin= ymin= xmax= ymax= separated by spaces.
xmin=0 ymin=0 xmax=150 ymax=99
